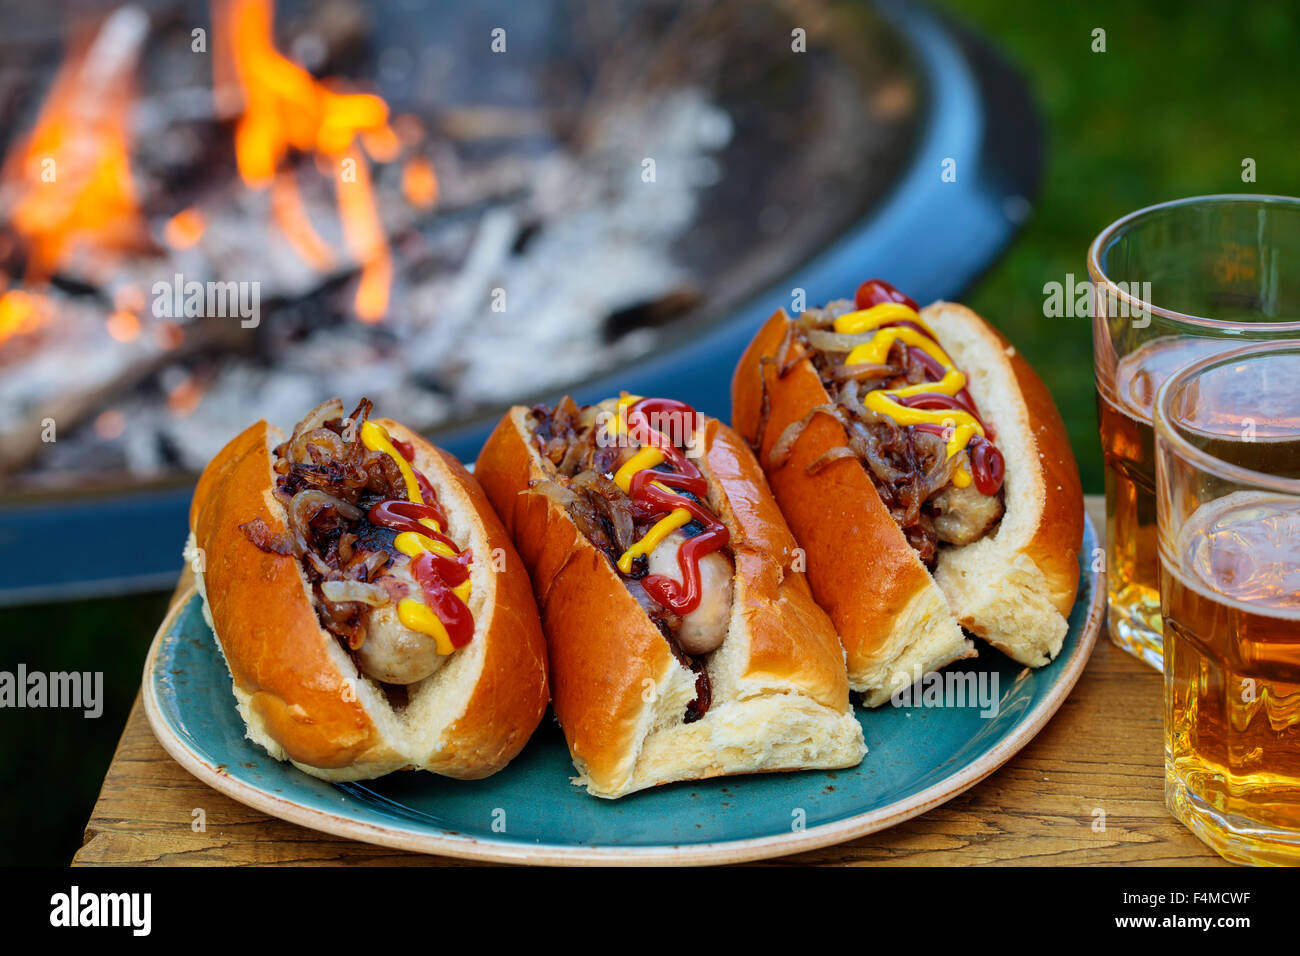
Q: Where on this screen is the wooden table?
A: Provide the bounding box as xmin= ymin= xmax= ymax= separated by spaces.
xmin=73 ymin=496 xmax=1226 ymax=866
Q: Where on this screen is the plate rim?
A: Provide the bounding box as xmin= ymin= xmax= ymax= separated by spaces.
xmin=143 ymin=515 xmax=1105 ymax=866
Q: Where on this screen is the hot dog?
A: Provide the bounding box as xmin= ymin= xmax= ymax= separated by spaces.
xmin=732 ymin=280 xmax=1084 ymax=705
xmin=186 ymin=397 xmax=549 ymax=781
xmin=475 ymin=395 xmax=865 ymax=798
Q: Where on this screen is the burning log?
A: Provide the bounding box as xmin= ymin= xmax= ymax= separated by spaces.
xmin=0 ymin=6 xmax=154 ymax=284
xmin=0 ymin=0 xmax=915 ymax=487
xmin=603 ymin=287 xmax=703 ymax=341
xmin=0 ymin=292 xmax=253 ymax=476
xmin=436 ymin=106 xmax=567 ymax=144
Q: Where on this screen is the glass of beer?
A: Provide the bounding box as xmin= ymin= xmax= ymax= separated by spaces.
xmin=1155 ymin=341 xmax=1300 ymax=864
xmin=1090 ymin=195 xmax=1300 ymax=671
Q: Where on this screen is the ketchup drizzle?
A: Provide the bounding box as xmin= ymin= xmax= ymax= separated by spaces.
xmin=391 ymin=437 xmax=439 ymax=503
xmin=895 ymin=390 xmax=985 ymax=426
xmin=855 ymin=278 xmax=920 ymax=312
xmin=851 ymin=279 xmax=1005 ymax=495
xmin=622 ymin=399 xmax=730 ymax=616
xmin=968 ymin=435 xmax=1005 ymax=497
xmin=903 ymin=347 xmax=986 ymax=428
xmin=409 ymin=553 xmax=475 ymax=648
xmin=365 ymin=469 xmax=474 ymax=648
xmin=368 ymin=499 xmax=450 ymax=541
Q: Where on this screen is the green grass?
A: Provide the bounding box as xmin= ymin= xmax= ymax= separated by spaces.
xmin=0 ymin=591 xmax=170 ymax=865
xmin=941 ymin=0 xmax=1300 ymax=491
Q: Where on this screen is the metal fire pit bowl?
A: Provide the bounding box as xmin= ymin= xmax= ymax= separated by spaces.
xmin=0 ymin=0 xmax=1042 ymax=604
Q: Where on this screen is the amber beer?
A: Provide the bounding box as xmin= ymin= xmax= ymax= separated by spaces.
xmin=1096 ymin=337 xmax=1223 ymax=669
xmin=1155 ymin=340 xmax=1300 ymax=864
xmin=1161 ymin=493 xmax=1300 ymax=864
xmin=1089 ymin=195 xmax=1300 ymax=670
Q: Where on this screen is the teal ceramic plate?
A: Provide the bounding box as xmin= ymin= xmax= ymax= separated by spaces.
xmin=144 ymin=516 xmax=1102 ymax=865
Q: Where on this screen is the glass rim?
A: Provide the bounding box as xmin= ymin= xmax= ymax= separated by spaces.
xmin=1087 ymin=193 xmax=1300 ymax=333
xmin=1153 ymin=340 xmax=1300 ymax=496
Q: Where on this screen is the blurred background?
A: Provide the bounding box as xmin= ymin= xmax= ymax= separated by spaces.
xmin=2 ymin=0 xmax=1296 ymax=864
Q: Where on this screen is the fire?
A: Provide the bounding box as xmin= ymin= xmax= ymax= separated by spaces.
xmin=106 ymin=309 xmax=141 ymax=343
xmin=215 ymin=0 xmax=401 ymax=321
xmin=163 ymin=208 xmax=206 ymax=250
xmin=166 ymin=374 xmax=206 ymax=416
xmin=336 ymin=146 xmax=392 ymax=321
xmin=0 ymin=289 xmax=50 ymax=341
xmin=0 ymin=8 xmax=150 ymax=347
xmin=0 ymin=7 xmax=149 ymax=281
xmin=0 ymin=0 xmax=424 ymax=351
xmin=402 ymin=157 xmax=439 ymax=209
xmin=270 ymin=169 xmax=336 ymax=271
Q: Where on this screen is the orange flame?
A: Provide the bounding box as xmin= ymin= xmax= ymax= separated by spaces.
xmin=215 ymin=0 xmax=400 ymax=321
xmin=106 ymin=309 xmax=141 ymax=342
xmin=0 ymin=7 xmax=149 ymax=281
xmin=0 ymin=9 xmax=150 ymax=347
xmin=337 ymin=146 xmax=391 ymax=321
xmin=167 ymin=373 xmax=206 ymax=416
xmin=270 ymin=169 xmax=335 ymax=271
xmin=402 ymin=157 xmax=439 ymax=209
xmin=0 ymin=288 xmax=51 ymax=342
xmin=163 ymin=208 xmax=206 ymax=250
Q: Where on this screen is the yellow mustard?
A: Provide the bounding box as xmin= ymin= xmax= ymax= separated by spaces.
xmin=832 ymin=303 xmax=982 ymax=482
xmin=360 ymin=420 xmax=470 ymax=652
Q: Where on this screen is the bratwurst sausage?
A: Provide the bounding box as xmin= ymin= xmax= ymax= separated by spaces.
xmin=356 ymin=602 xmax=447 ymax=684
xmin=351 ymin=557 xmax=449 ymax=685
xmin=645 ymin=529 xmax=733 ymax=655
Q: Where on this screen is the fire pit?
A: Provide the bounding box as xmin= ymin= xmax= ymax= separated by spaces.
xmin=0 ymin=0 xmax=1042 ymax=601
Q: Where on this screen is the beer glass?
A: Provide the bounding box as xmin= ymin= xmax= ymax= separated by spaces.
xmin=1090 ymin=195 xmax=1300 ymax=671
xmin=1155 ymin=342 xmax=1300 ymax=865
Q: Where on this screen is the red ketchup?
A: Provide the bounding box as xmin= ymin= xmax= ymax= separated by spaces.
xmin=390 ymin=437 xmax=439 ymax=504
xmin=855 ymin=277 xmax=920 ymax=312
xmin=853 ymin=279 xmax=1006 ymax=496
xmin=910 ymin=422 xmax=1005 ymax=496
xmin=409 ymin=553 xmax=474 ymax=648
xmin=896 ymin=390 xmax=986 ymax=429
xmin=622 ymin=399 xmax=730 ymax=616
xmin=967 ymin=436 xmax=1005 ymax=497
xmin=366 ymin=477 xmax=474 ymax=648
xmin=903 ymin=348 xmax=986 ymax=429
xmin=369 ymin=499 xmax=451 ymax=542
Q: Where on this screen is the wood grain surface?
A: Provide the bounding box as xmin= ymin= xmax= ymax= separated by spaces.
xmin=72 ymin=496 xmax=1227 ymax=866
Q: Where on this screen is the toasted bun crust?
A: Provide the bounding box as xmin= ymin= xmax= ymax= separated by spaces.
xmin=189 ymin=417 xmax=548 ymax=782
xmin=475 ymin=405 xmax=864 ymax=798
xmin=191 ymin=421 xmax=386 ymax=770
xmin=920 ymin=303 xmax=1084 ymax=664
xmin=732 ymin=303 xmax=1082 ymax=698
xmin=732 ymin=311 xmax=971 ymax=704
xmin=702 ymin=423 xmax=853 ymax=708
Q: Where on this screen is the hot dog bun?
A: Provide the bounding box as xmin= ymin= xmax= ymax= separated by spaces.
xmin=923 ymin=303 xmax=1084 ymax=661
xmin=187 ymin=415 xmax=549 ymax=782
xmin=475 ymin=404 xmax=865 ymax=799
xmin=732 ymin=301 xmax=1083 ymax=705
